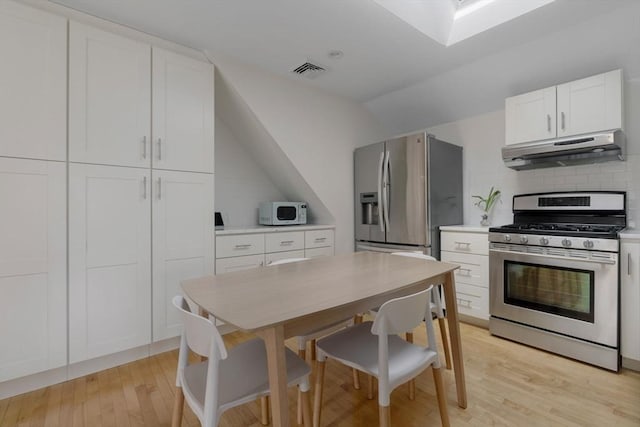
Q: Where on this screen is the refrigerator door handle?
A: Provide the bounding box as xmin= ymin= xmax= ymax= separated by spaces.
xmin=378 ymin=151 xmax=385 ymax=232
xmin=383 ymin=150 xmax=390 ymax=232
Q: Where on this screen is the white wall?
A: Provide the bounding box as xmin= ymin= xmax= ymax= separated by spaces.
xmin=212 ymin=53 xmax=385 ymax=253
xmin=426 ymin=77 xmax=640 ymax=229
xmin=215 ymin=117 xmax=285 ymax=227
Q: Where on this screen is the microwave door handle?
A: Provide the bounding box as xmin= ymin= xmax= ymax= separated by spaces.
xmin=378 ymin=151 xmax=385 ymax=232
xmin=383 ymin=150 xmax=390 ymax=231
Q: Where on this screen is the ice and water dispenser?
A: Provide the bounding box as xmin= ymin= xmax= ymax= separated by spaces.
xmin=360 ymin=192 xmax=380 ymax=226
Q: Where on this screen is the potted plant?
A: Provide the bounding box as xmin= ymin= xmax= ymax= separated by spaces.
xmin=473 ymin=187 xmax=501 ymax=226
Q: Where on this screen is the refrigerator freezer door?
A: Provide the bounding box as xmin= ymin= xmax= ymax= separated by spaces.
xmin=354 ymin=141 xmax=385 ymax=243
xmin=385 ymin=134 xmax=427 ymax=246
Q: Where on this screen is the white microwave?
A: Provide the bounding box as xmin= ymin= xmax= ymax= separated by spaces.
xmin=259 ymin=202 xmax=307 ymax=225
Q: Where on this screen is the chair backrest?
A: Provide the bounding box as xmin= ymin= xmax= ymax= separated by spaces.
xmin=172 ymin=295 xmax=227 ymax=360
xmin=391 ymin=251 xmax=437 ymax=262
xmin=371 ymin=286 xmax=433 ymax=336
xmin=268 ymin=257 xmax=310 ymax=266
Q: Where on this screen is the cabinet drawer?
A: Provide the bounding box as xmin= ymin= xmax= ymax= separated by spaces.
xmin=265 ymin=231 xmax=304 ymax=253
xmin=305 ymin=229 xmax=334 ymax=249
xmin=265 ymin=250 xmax=306 ymax=265
xmin=215 ymin=254 xmax=264 ymax=273
xmin=441 ymin=231 xmax=488 ymax=255
xmin=216 ymin=234 xmax=264 ymax=258
xmin=440 ymin=251 xmax=488 ymax=288
xmin=453 ymin=282 xmax=489 ymax=320
xmin=305 ymin=246 xmax=334 ymax=259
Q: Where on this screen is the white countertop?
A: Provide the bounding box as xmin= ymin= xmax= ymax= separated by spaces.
xmin=216 ymin=224 xmax=335 ymax=236
xmin=439 ymin=225 xmax=490 ymax=233
xmin=620 ymin=228 xmax=640 ymax=239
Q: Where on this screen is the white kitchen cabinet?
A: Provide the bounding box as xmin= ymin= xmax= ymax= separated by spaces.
xmin=621 ymin=238 xmax=640 ymax=369
xmin=505 ymin=69 xmax=623 ymax=145
xmin=69 ymin=21 xmax=151 ymax=168
xmin=440 ymin=227 xmax=489 ymax=324
xmin=305 ymin=246 xmax=335 ymax=258
xmin=216 ymin=254 xmax=265 ymax=273
xmin=505 ymin=87 xmax=556 ymax=145
xmin=265 ymin=250 xmax=306 ymax=265
xmin=152 ymin=47 xmax=215 ymax=173
xmin=69 ymin=164 xmax=151 ymax=363
xmin=265 ymin=231 xmax=304 ymax=253
xmin=0 ymin=158 xmax=66 ymax=382
xmin=152 ymin=170 xmax=215 ymax=341
xmin=0 ymin=2 xmax=66 ymax=161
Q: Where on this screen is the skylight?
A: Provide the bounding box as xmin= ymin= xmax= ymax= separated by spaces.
xmin=372 ymin=0 xmax=555 ymax=46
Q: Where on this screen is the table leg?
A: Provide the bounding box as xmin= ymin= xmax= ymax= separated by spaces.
xmin=260 ymin=325 xmax=290 ymax=427
xmin=443 ymin=271 xmax=467 ymax=409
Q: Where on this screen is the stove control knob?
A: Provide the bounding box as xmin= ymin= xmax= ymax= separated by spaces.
xmin=520 ymin=236 xmax=528 ymax=244
xmin=562 ymin=238 xmax=572 ymax=247
xmin=583 ymin=240 xmax=594 ymax=249
xmin=504 ymin=234 xmax=512 ymax=242
xmin=540 ymin=237 xmax=549 ymax=245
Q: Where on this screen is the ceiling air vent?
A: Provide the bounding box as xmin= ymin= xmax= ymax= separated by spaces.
xmin=291 ymin=61 xmax=327 ymax=79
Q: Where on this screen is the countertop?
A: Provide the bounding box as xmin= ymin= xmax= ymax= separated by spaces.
xmin=440 ymin=225 xmax=490 ymax=233
xmin=216 ymin=224 xmax=335 ymax=236
xmin=620 ymin=228 xmax=640 ymax=239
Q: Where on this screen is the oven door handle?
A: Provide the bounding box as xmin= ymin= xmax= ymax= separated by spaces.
xmin=489 ymin=249 xmax=617 ymax=265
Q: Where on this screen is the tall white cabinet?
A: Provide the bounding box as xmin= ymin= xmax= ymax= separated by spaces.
xmin=0 ymin=1 xmax=68 ymax=383
xmin=0 ymin=159 xmax=67 ymax=382
xmin=620 ymin=235 xmax=640 ymax=370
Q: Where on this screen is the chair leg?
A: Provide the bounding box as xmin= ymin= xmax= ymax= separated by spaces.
xmin=379 ymin=405 xmax=391 ymax=427
xmin=367 ymin=375 xmax=374 ymax=400
xmin=297 ymin=348 xmax=306 ymax=425
xmin=353 ymin=368 xmax=361 ymax=390
xmin=438 ymin=317 xmax=452 ymax=370
xmin=432 ymin=367 xmax=450 ymax=427
xmin=313 ymin=360 xmax=326 ymax=427
xmin=300 ymin=387 xmax=312 ymax=427
xmin=171 ymin=386 xmax=184 ymax=427
xmin=309 ymin=339 xmax=317 ymax=361
xmin=260 ymin=396 xmax=270 ymax=426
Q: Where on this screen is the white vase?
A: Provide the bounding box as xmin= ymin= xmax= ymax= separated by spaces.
xmin=480 ymin=213 xmax=490 ymax=226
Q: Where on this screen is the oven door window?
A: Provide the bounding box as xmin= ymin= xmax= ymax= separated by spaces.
xmin=504 ymin=261 xmax=595 ymax=323
xmin=276 ymin=206 xmax=297 ymax=221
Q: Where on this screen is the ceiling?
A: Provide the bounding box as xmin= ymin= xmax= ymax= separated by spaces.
xmin=49 ymin=0 xmax=634 ymax=104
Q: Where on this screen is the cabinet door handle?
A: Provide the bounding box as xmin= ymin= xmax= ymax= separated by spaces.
xmin=142 ymin=136 xmax=147 ymax=159
xmin=157 ymin=177 xmax=162 ymax=200
xmin=629 ymin=252 xmax=632 ymax=276
xmin=234 ymin=244 xmax=252 ymax=249
xmin=280 ymin=240 xmax=294 ymax=245
xmin=454 ymin=241 xmax=471 ymax=247
xmin=458 ymin=268 xmax=472 ymax=275
xmin=547 ymin=114 xmax=551 ymax=132
xmin=314 ymin=237 xmax=327 ymax=242
xmin=142 ymin=176 xmax=147 ymax=199
xmin=157 ymin=138 xmax=162 ymax=161
xmin=561 ymin=112 xmax=566 ymax=131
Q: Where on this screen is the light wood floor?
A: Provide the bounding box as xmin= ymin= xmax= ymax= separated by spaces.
xmin=1 ymin=321 xmax=639 ymax=427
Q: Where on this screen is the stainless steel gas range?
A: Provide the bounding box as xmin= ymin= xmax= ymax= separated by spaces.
xmin=489 ymin=191 xmax=626 ymax=371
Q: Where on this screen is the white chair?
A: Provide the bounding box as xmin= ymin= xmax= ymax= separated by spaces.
xmin=267 ymin=257 xmax=356 ymax=423
xmin=313 ymin=287 xmax=450 ymax=427
xmin=170 ymin=295 xmax=312 ymax=427
xmin=389 ymin=252 xmax=452 ymax=371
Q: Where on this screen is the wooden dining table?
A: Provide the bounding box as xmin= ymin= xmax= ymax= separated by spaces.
xmin=181 ymin=251 xmax=466 ymax=427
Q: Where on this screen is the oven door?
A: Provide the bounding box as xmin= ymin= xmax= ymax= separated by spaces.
xmin=489 ymin=246 xmax=618 ymax=347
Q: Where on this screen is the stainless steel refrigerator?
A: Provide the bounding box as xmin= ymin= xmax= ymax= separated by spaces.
xmin=354 ymin=133 xmax=462 ymax=259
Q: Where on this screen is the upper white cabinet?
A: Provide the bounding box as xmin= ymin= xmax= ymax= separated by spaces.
xmin=0 ymin=158 xmax=67 ymax=382
xmin=0 ymin=2 xmax=66 ymax=161
xmin=69 ymin=23 xmax=214 ymax=172
xmin=69 ymin=22 xmax=151 ymax=168
xmin=505 ymin=69 xmax=623 ymax=145
xmin=152 ymin=170 xmax=215 ymax=341
xmin=68 ymin=163 xmax=152 ymax=363
xmin=152 ymin=48 xmax=215 ymax=173
xmin=621 ymin=238 xmax=640 ymax=368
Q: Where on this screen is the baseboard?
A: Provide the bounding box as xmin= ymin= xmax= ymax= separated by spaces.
xmin=0 ymin=366 xmax=67 ymax=401
xmin=459 ymin=313 xmax=489 ymax=328
xmin=622 ymin=356 xmax=640 ymax=372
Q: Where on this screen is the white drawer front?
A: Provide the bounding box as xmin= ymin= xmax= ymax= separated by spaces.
xmin=265 ymin=250 xmax=306 ymax=265
xmin=215 ymin=254 xmax=264 ymax=273
xmin=305 ymin=229 xmax=334 ymax=249
xmin=305 ymin=246 xmax=334 ymax=258
xmin=441 ymin=231 xmax=488 ymax=255
xmin=440 ymin=251 xmax=488 ymax=288
xmin=216 ymin=234 xmax=264 ymax=258
xmin=265 ymin=231 xmax=304 ymax=253
xmin=454 ymin=282 xmax=489 ymax=320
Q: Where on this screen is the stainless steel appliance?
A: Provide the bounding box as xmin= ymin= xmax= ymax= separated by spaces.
xmin=354 ymin=133 xmax=462 ymax=258
xmin=489 ymin=191 xmax=626 ymax=371
xmin=259 ymin=201 xmax=307 ymax=225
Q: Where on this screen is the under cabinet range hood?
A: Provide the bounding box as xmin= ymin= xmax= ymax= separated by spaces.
xmin=502 ymin=129 xmax=626 ymax=170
